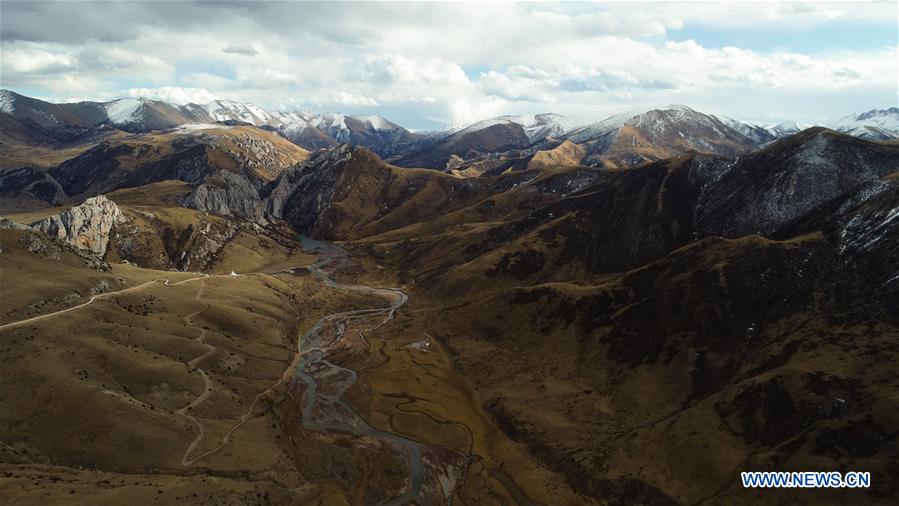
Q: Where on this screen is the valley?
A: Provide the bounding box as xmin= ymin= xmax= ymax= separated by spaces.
xmin=5 ymin=0 xmax=899 ymax=503
xmin=0 ymin=215 xmax=592 ymax=505
xmin=1 ymin=88 xmax=897 ymax=505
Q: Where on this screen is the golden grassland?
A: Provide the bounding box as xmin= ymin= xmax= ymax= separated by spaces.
xmin=0 ymin=131 xmax=130 ymax=170
xmin=331 ymin=254 xmax=597 ymax=504
xmin=0 ymin=225 xmax=379 ymax=504
xmin=1 ymin=219 xmax=600 ymax=504
xmin=343 ymin=306 xmax=598 ymax=505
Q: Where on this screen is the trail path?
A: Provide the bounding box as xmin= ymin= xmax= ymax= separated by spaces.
xmin=0 ymin=276 xmax=208 ymax=331
xmin=174 ymin=279 xmax=219 ymax=466
xmin=1 ymin=256 xmax=431 ymax=502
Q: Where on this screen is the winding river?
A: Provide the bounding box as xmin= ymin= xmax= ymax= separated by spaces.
xmin=292 ymin=236 xmax=427 ymax=505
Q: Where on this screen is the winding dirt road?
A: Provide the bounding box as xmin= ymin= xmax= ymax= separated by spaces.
xmin=0 ymin=275 xmax=209 ymax=331
xmin=175 ymin=279 xmax=218 ymax=466
xmin=1 ymin=255 xmax=459 ymax=502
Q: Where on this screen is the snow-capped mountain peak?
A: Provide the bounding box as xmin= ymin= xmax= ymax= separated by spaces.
xmin=202 ymin=99 xmax=279 ymax=126
xmin=454 ymin=113 xmax=573 ymax=142
xmin=765 ymin=120 xmax=812 ymax=136
xmin=352 ymin=115 xmax=393 ymax=131
xmin=105 ymin=98 xmax=144 ymax=124
xmin=834 ymin=108 xmax=899 ymax=140
xmin=563 ymin=104 xmax=728 ymax=145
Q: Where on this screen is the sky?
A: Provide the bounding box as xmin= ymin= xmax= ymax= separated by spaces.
xmin=0 ymin=1 xmax=896 ymax=130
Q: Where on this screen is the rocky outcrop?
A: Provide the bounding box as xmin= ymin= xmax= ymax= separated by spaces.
xmin=181 ymin=170 xmax=265 ymax=221
xmin=264 ymin=144 xmax=355 ymax=232
xmin=0 ymin=216 xmax=31 ymax=231
xmin=178 ymin=219 xmax=242 ymax=271
xmin=31 ymin=195 xmax=124 ymax=256
xmin=0 ymin=216 xmax=110 ymax=270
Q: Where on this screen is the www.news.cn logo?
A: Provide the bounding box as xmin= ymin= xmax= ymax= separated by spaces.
xmin=741 ymin=471 xmax=871 ymax=488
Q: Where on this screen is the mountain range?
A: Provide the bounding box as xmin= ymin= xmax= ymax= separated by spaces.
xmin=2 ymin=89 xmax=897 ymax=172
xmin=2 ymin=87 xmax=899 ymax=505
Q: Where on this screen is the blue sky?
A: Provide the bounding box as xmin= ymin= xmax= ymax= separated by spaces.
xmin=1 ymin=1 xmax=896 ymax=129
xmin=670 ymin=19 xmax=896 ymax=53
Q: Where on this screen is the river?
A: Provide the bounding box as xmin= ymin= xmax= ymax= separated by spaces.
xmin=291 ymin=236 xmax=435 ymax=504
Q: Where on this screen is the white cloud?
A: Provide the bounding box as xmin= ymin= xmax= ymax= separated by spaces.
xmin=125 ymin=86 xmax=220 ymax=104
xmin=0 ymin=44 xmax=76 ymax=74
xmin=479 ymin=70 xmax=557 ymax=103
xmin=449 ymin=98 xmax=507 ymax=128
xmin=374 ymin=54 xmax=469 ymax=85
xmin=0 ymin=1 xmax=895 ymax=128
xmin=332 ymin=92 xmax=379 ymax=107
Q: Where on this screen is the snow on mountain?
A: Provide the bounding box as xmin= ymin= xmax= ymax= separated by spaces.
xmin=833 ymin=108 xmax=899 ymax=140
xmin=839 ymin=126 xmax=899 ymax=141
xmin=715 ymin=115 xmax=778 ymax=145
xmin=631 ymin=105 xmax=727 ymax=136
xmin=278 ymin=111 xmax=345 ymax=140
xmin=0 ymin=90 xmax=15 ymax=114
xmin=307 ymin=113 xmax=351 ymax=141
xmin=353 ymin=115 xmax=392 ymax=130
xmin=278 ymin=112 xmax=404 ymax=141
xmin=4 ymin=88 xmax=895 ymax=152
xmin=173 ymin=123 xmax=235 ymax=133
xmin=453 ymin=113 xmax=574 ymax=142
xmin=564 ymin=105 xmax=726 ymax=144
xmin=765 ymin=120 xmax=812 ymax=137
xmin=278 ymin=113 xmax=313 ymax=136
xmin=836 ymin=108 xmax=899 ymax=132
xmin=454 ymin=116 xmax=518 ymax=135
xmin=203 ymin=99 xmax=277 ymax=126
xmin=105 ymin=98 xmax=144 ymax=124
xmin=519 ymin=113 xmax=573 ymax=141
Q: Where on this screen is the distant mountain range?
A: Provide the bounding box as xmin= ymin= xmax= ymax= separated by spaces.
xmin=1 ymin=89 xmax=896 ymax=173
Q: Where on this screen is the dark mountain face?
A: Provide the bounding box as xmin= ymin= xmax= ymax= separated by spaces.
xmin=264 ymin=145 xmax=510 ymax=239
xmin=392 ymin=122 xmax=532 ymax=169
xmin=0 ymin=90 xmax=108 ymax=144
xmin=281 ymin=130 xmax=895 ymax=505
xmin=0 ymin=167 xmax=68 ymax=213
xmin=693 ymin=128 xmax=899 ymax=237
xmin=341 ymin=116 xmax=422 ymax=156
xmin=281 ymin=124 xmax=339 ymax=151
xmin=272 ymin=129 xmax=895 ymax=281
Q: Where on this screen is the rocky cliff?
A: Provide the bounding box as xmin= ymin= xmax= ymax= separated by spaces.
xmin=31 ymin=195 xmax=124 ymax=256
xmin=181 ymin=170 xmax=266 ymax=220
xmin=263 ymin=143 xmax=356 ymax=234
